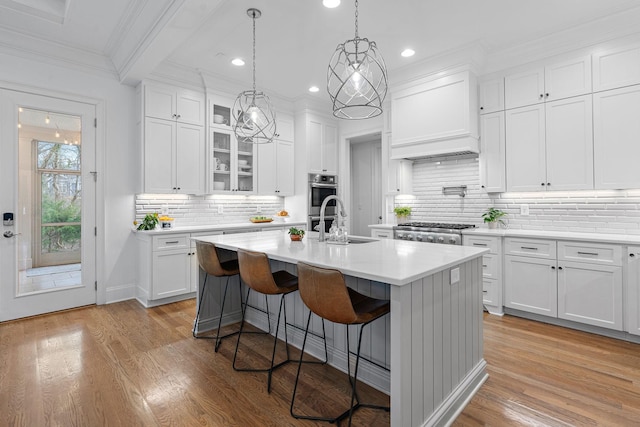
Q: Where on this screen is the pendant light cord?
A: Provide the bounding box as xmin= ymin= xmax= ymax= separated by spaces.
xmin=252 ymin=11 xmax=257 ymax=94
xmin=354 ymin=0 xmax=359 ymax=39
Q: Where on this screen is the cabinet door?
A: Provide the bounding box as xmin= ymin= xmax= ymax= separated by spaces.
xmin=176 ymin=123 xmax=205 ymax=194
xmin=276 ymin=140 xmax=294 ymax=195
xmin=545 ymin=95 xmax=594 ymax=190
xmin=176 ymin=89 xmax=205 ymax=126
xmin=145 ymin=85 xmax=176 ymax=120
xmin=276 ymin=116 xmax=294 ymax=142
xmin=504 ymin=67 xmax=544 ymax=109
xmin=211 ymin=129 xmax=232 ymax=192
xmin=504 ymin=255 xmax=557 ymax=316
xmin=235 ymin=136 xmax=255 ymax=193
xmin=144 ymin=118 xmax=175 ymax=193
xmin=307 ymin=118 xmax=323 ymax=173
xmin=593 ymin=85 xmax=640 ymax=189
xmin=152 ymin=249 xmax=191 ymax=299
xmin=544 ymin=55 xmax=592 ymax=102
xmin=322 ymin=122 xmax=338 ymax=174
xmin=479 ymin=111 xmax=506 ymax=192
xmin=257 ymin=142 xmax=277 ymax=195
xmin=387 ymin=159 xmax=413 ymax=194
xmin=593 ymin=44 xmax=640 ymax=92
xmin=479 ymin=78 xmax=504 ymax=114
xmin=627 ymin=247 xmax=640 ymax=336
xmin=505 ymin=104 xmax=546 ymax=192
xmin=558 ymin=262 xmax=622 ymax=330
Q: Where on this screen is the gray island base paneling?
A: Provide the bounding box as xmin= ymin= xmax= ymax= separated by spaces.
xmin=193 ymin=232 xmax=487 ymax=426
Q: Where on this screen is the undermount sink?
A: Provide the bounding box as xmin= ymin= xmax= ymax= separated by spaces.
xmin=325 ymin=236 xmax=378 ymax=245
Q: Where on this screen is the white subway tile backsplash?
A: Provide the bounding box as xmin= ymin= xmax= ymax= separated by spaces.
xmin=398 ymin=157 xmax=640 ymax=233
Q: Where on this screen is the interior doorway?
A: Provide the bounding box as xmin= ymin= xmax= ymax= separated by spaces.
xmin=0 ymin=89 xmax=96 ymax=321
xmin=349 ymin=134 xmax=382 ymax=237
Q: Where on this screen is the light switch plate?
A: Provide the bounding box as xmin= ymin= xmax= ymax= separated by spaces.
xmin=217 ymin=205 xmax=223 ymax=214
xmin=520 ymin=204 xmax=530 ymax=216
xmin=256 ymin=206 xmax=262 ymax=213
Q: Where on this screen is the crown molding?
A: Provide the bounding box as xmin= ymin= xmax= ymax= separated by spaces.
xmin=0 ymin=27 xmax=118 ymax=80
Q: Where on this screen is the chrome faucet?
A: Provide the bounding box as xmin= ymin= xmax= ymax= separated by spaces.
xmin=317 ymin=195 xmax=347 ymax=242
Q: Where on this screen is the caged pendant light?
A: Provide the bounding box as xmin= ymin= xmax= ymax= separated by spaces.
xmin=327 ymin=0 xmax=388 ymax=120
xmin=233 ymin=8 xmax=277 ymax=144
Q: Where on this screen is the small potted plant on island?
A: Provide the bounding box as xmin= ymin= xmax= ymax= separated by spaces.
xmin=482 ymin=207 xmax=507 ymax=229
xmin=393 ymin=206 xmax=412 ymax=224
xmin=288 ymin=227 xmax=305 ymax=241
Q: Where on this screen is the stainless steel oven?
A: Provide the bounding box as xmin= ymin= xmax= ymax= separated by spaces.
xmin=308 ymin=173 xmax=337 ymax=216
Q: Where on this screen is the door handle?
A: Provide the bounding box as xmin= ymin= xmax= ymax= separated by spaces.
xmin=3 ymin=231 xmax=21 ymax=238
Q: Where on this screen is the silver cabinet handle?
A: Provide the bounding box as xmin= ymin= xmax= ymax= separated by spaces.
xmin=577 ymin=251 xmax=598 ymax=256
xmin=521 ymin=246 xmax=538 ymax=250
xmin=166 ymin=240 xmax=180 ymax=244
xmin=473 ymin=243 xmax=487 ymax=246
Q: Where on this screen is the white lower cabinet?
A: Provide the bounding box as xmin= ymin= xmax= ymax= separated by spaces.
xmin=627 ymin=246 xmax=640 ymax=336
xmin=463 ymin=235 xmax=503 ymax=315
xmin=504 ymin=254 xmax=558 ymax=317
xmin=370 ymin=228 xmax=393 ymax=239
xmin=504 ymin=237 xmax=623 ymax=331
xmin=137 ymin=232 xmax=198 ymax=306
xmin=557 ymin=261 xmax=622 ymax=330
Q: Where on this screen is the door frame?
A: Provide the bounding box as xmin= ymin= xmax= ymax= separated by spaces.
xmin=0 ymin=81 xmax=106 ymax=320
xmin=339 ymin=125 xmax=384 ymax=234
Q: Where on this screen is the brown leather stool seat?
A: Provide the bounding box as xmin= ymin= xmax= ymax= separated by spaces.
xmin=233 ymin=248 xmax=301 ymax=393
xmin=291 ymin=261 xmax=391 ymax=426
xmin=194 ymin=241 xmax=242 ymax=351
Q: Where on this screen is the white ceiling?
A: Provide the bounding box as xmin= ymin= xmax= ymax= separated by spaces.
xmin=1 ymin=0 xmax=640 ymax=101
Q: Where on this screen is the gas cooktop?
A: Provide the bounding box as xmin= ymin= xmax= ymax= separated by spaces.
xmin=395 ymin=222 xmax=476 ymax=231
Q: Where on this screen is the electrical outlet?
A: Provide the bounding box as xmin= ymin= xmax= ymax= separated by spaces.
xmin=256 ymin=206 xmax=262 ymax=213
xmin=217 ymin=205 xmax=223 ymax=214
xmin=450 ymin=267 xmax=460 ymax=284
xmin=520 ymin=204 xmax=530 ymax=216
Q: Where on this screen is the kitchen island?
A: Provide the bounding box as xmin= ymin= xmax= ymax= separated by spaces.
xmin=193 ymin=230 xmax=488 ymax=427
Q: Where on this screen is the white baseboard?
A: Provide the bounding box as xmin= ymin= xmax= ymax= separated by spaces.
xmin=105 ymin=283 xmax=136 ymax=303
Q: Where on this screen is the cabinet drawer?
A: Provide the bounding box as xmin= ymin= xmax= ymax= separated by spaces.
xmin=371 ymin=229 xmax=393 ymax=239
xmin=482 ymin=254 xmax=499 ymax=279
xmin=483 ymin=278 xmax=498 ymax=306
xmin=153 ymin=234 xmax=189 ymax=251
xmin=505 ymin=237 xmax=556 ymax=259
xmin=557 ymin=241 xmax=622 ymax=266
xmin=464 ymin=235 xmax=500 ymax=253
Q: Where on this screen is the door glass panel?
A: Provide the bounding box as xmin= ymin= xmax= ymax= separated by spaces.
xmin=18 ymin=108 xmax=82 ymax=295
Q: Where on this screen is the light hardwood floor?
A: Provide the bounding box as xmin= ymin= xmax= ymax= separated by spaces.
xmin=1 ymin=300 xmax=639 ymax=426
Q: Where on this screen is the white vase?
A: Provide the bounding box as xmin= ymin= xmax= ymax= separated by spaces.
xmin=487 ymin=222 xmax=497 ymax=229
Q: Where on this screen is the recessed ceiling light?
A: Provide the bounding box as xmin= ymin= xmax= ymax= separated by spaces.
xmin=231 ymin=58 xmax=245 ymax=66
xmin=323 ymin=0 xmax=340 ymax=8
xmin=401 ymin=48 xmax=415 ymax=58
xmin=309 ymin=86 xmax=320 ymax=93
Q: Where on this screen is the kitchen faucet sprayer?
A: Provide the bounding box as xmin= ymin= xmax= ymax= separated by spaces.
xmin=317 ymin=195 xmax=347 ymax=242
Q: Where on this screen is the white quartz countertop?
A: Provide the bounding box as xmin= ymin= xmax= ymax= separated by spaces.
xmin=462 ymin=227 xmax=640 ymax=245
xmin=132 ymin=220 xmax=306 ymax=235
xmin=193 ymin=230 xmax=488 ymax=286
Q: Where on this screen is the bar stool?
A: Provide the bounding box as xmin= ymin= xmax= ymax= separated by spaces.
xmin=291 ymin=262 xmax=391 ymax=426
xmin=194 ymin=241 xmax=257 ymax=352
xmin=233 ymin=248 xmax=301 ymax=393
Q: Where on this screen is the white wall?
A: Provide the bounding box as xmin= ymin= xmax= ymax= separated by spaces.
xmin=0 ymin=51 xmax=138 ymax=303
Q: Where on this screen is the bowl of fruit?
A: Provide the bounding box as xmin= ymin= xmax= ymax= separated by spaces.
xmin=274 ymin=210 xmax=289 ymax=222
xmin=158 ymin=215 xmax=175 ymax=229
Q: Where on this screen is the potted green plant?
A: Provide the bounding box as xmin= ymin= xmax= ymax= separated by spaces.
xmin=393 ymin=206 xmax=412 ymax=224
xmin=135 ymin=213 xmax=159 ymax=230
xmin=288 ymin=227 xmax=305 ymax=241
xmin=482 ymin=207 xmax=507 ymax=229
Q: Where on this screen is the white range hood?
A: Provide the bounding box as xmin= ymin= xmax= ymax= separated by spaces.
xmin=390 ymin=69 xmax=479 ymax=160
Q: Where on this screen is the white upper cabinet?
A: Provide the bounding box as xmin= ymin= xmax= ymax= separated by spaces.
xmin=276 ymin=116 xmax=294 ymax=142
xmin=593 ymin=85 xmax=640 ymax=189
xmin=505 ymin=67 xmax=545 ymax=109
xmin=504 ymin=56 xmax=591 ymax=109
xmin=257 ymin=139 xmax=294 ymax=196
xmin=544 ymin=95 xmax=593 ymax=191
xmin=480 ymin=111 xmax=506 ymax=193
xmin=593 ymin=44 xmax=640 ymax=92
xmin=145 ymin=84 xmax=205 ymax=126
xmin=505 ymin=104 xmax=546 ymax=192
xmin=305 ymin=114 xmax=338 ymax=174
xmin=479 ymin=78 xmax=505 ymax=114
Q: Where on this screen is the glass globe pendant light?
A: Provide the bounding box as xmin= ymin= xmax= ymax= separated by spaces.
xmin=327 ymin=0 xmax=388 ymax=120
xmin=233 ymin=8 xmax=277 ymax=144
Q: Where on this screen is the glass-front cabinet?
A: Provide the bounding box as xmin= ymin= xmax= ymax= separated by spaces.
xmin=210 ymin=129 xmax=255 ymax=193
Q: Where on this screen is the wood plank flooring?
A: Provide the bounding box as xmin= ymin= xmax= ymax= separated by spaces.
xmin=1 ymin=300 xmax=639 ymax=426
